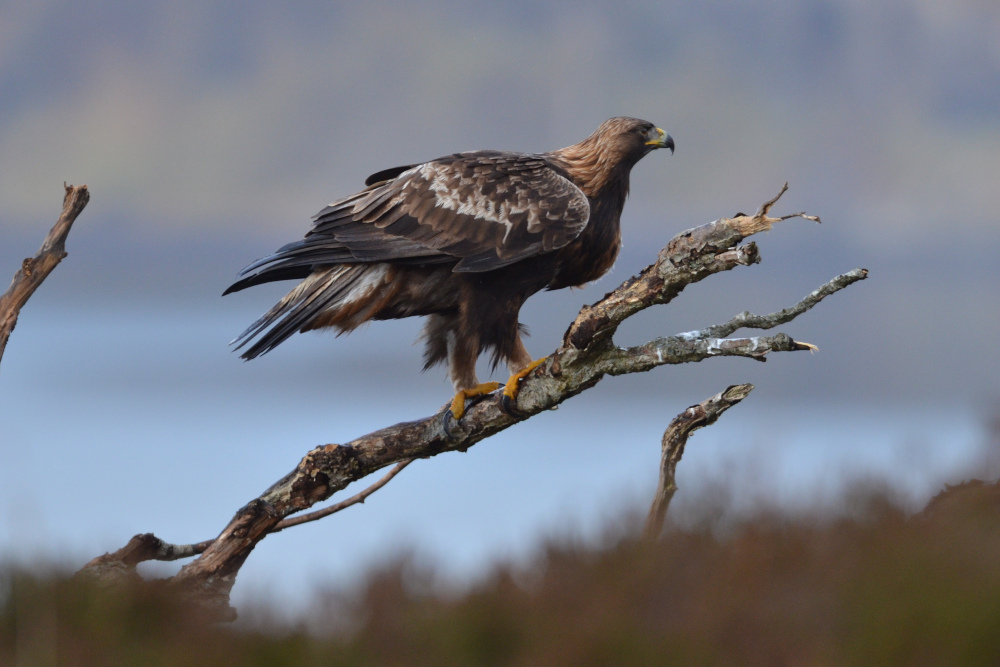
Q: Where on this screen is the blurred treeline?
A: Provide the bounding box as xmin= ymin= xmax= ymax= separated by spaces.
xmin=3 ymin=476 xmax=1000 ymax=666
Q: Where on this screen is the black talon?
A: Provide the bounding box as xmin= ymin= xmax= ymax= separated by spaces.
xmin=500 ymin=394 xmax=515 ymax=416
xmin=441 ymin=409 xmax=458 ymax=440
xmin=442 ymin=391 xmax=496 ymax=440
xmin=499 ymin=391 xmax=527 ymax=419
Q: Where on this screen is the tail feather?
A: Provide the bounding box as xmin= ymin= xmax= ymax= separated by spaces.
xmin=232 ymin=265 xmax=379 ymax=359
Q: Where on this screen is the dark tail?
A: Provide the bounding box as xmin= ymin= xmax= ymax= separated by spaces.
xmin=231 ymin=265 xmax=377 ymax=359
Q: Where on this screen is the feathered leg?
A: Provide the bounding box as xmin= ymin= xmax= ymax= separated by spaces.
xmin=447 ymin=328 xmax=500 ymax=420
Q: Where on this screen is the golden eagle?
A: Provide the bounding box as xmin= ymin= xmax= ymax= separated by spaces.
xmin=225 ymin=117 xmax=673 ymax=420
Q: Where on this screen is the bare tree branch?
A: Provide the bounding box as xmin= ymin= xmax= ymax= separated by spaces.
xmin=694 ymin=268 xmax=868 ymax=341
xmin=81 ymin=185 xmax=866 ymax=619
xmin=598 ymin=269 xmax=867 ymax=375
xmin=270 ymin=459 xmax=413 ymax=532
xmin=643 ymin=384 xmax=755 ymax=541
xmin=83 ymin=533 xmax=214 ymax=571
xmin=79 ymin=459 xmax=416 ymax=586
xmin=561 ymin=182 xmax=820 ymax=353
xmin=78 ymin=533 xmax=216 ymax=593
xmin=0 ymin=184 xmax=90 ymax=369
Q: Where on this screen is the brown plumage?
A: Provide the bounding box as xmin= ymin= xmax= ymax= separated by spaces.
xmin=225 ymin=117 xmax=673 ymax=405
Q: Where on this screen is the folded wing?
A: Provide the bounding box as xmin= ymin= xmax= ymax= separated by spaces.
xmin=224 ymin=151 xmax=590 ymax=294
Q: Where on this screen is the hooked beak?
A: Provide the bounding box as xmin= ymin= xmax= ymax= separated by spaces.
xmin=646 ymin=127 xmax=674 ymax=154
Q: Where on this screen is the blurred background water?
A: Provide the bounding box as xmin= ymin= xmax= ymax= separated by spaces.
xmin=1 ymin=0 xmax=998 ymax=611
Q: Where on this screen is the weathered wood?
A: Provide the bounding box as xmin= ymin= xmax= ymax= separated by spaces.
xmin=271 ymin=459 xmax=413 ymax=533
xmin=0 ymin=184 xmax=90 ymax=368
xmin=77 ymin=460 xmax=415 ymax=591
xmin=643 ymin=384 xmax=755 ymax=541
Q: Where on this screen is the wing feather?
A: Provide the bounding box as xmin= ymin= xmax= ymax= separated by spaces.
xmin=225 ymin=151 xmax=590 ymax=293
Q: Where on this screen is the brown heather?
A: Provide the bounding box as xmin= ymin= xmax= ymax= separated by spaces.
xmin=4 ymin=477 xmax=1000 ymax=666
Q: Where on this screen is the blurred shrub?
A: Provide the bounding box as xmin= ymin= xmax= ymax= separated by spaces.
xmin=3 ymin=480 xmax=1000 ymax=666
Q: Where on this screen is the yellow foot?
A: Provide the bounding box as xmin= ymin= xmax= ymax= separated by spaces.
xmin=794 ymin=340 xmax=819 ymax=353
xmin=501 ymin=357 xmax=547 ymax=414
xmin=450 ymin=382 xmax=501 ymax=420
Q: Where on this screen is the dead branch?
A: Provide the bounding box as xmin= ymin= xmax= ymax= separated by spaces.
xmin=80 ymin=534 xmax=215 ymax=588
xmin=643 ymin=384 xmax=755 ymax=541
xmin=82 ymin=185 xmax=867 ymax=619
xmin=0 ymin=184 xmax=90 ymax=369
xmin=78 ymin=459 xmax=415 ymax=591
xmin=270 ymin=459 xmax=413 ymax=533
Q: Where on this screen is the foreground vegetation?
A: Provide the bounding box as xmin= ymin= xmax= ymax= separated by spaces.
xmin=3 ymin=479 xmax=999 ymax=666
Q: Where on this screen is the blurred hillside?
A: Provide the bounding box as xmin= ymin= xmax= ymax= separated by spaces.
xmin=3 ymin=1 xmax=999 ymax=236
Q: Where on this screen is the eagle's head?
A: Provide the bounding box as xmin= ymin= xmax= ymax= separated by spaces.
xmin=551 ymin=117 xmax=673 ymax=196
xmin=595 ymin=116 xmax=674 ymax=158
